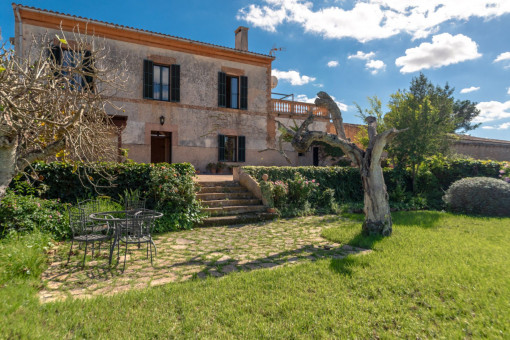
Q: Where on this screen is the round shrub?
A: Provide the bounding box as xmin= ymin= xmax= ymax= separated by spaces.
xmin=443 ymin=177 xmax=510 ymax=217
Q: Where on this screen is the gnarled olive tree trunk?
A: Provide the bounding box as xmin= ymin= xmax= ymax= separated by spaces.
xmin=277 ymin=92 xmax=403 ymax=237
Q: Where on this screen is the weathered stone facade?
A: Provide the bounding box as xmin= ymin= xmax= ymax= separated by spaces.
xmin=14 ymin=4 xmax=330 ymax=171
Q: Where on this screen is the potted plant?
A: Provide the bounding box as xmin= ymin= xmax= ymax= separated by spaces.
xmin=206 ymin=162 xmax=217 ymax=174
xmin=216 ymin=162 xmax=226 ymax=174
xmin=227 ymin=164 xmax=236 ymax=174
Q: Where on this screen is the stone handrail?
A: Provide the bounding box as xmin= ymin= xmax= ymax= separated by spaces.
xmin=271 ymin=98 xmax=330 ymax=117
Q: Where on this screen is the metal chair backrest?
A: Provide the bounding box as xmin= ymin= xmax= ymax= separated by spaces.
xmin=119 ymin=209 xmax=156 ymax=239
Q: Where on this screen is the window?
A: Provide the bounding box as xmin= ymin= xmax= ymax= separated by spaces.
xmin=218 ymin=135 xmax=246 ymax=162
xmin=218 ymin=72 xmax=248 ymax=110
xmin=143 ymin=59 xmax=180 ymax=102
xmin=50 ymin=46 xmax=94 ymax=91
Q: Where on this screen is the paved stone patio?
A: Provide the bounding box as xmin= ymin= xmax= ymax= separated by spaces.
xmin=39 ymin=216 xmax=370 ymax=302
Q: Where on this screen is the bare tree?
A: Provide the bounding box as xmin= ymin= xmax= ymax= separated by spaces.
xmin=277 ymin=92 xmax=405 ymax=236
xmin=0 ymin=29 xmax=128 ymax=200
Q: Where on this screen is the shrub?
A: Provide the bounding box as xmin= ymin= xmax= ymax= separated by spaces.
xmin=149 ymin=164 xmax=205 ymax=232
xmin=499 ymin=162 xmax=510 ymax=183
xmin=312 ymin=187 xmax=337 ymax=213
xmin=259 ymin=173 xmax=333 ymax=217
xmin=443 ymin=177 xmax=510 ymax=217
xmin=0 ymin=191 xmax=70 ymax=240
xmin=10 ymin=161 xmax=205 ymax=232
xmin=244 ymin=157 xmax=507 ymax=211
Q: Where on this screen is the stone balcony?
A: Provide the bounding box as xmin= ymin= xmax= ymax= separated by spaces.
xmin=270 ymin=98 xmax=330 ymax=118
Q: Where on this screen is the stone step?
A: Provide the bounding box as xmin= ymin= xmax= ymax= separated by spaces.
xmin=202 ymin=198 xmax=262 ymax=208
xmin=198 ymin=181 xmax=240 ymax=188
xmin=204 ymin=205 xmax=267 ymax=216
xmin=197 ymin=192 xmax=255 ymax=201
xmin=199 ymin=212 xmax=277 ymax=227
xmin=199 ymin=186 xmax=248 ymax=194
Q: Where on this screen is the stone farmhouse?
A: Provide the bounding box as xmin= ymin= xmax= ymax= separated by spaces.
xmin=11 ymin=4 xmax=510 ymax=170
xmin=13 ymin=4 xmax=362 ymax=171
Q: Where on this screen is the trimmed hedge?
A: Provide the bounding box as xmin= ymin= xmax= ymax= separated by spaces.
xmin=8 ymin=161 xmax=204 ymax=232
xmin=243 ymin=158 xmax=507 ymax=210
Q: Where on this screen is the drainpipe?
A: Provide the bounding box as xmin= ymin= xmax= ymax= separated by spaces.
xmin=15 ymin=5 xmax=23 ymax=60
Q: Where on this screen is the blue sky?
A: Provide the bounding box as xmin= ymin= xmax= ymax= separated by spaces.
xmin=2 ymin=0 xmax=510 ymax=140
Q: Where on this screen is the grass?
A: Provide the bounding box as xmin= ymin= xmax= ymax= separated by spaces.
xmin=1 ymin=211 xmax=509 ymax=338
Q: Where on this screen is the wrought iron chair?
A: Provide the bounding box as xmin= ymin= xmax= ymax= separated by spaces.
xmin=124 ymin=198 xmax=147 ymax=219
xmin=118 ymin=209 xmax=158 ymax=271
xmin=66 ymin=199 xmax=113 ymax=266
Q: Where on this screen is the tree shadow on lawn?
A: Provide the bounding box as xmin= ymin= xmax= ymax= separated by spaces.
xmin=156 ymin=243 xmax=369 ymax=280
xmin=391 ymin=210 xmax=446 ymax=229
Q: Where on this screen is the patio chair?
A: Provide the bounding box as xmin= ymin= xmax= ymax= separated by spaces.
xmin=124 ymin=197 xmax=146 ymax=217
xmin=66 ymin=199 xmax=113 ymax=267
xmin=118 ymin=209 xmax=157 ymax=271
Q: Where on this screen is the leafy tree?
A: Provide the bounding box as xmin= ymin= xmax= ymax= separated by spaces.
xmin=0 ymin=31 xmax=128 ymax=200
xmin=453 ymin=99 xmax=481 ymax=133
xmin=384 ymin=74 xmax=456 ymax=191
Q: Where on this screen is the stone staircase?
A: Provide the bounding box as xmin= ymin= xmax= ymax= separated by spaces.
xmin=198 ymin=181 xmax=277 ymax=226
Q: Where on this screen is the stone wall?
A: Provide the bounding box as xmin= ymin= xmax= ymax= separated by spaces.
xmin=452 ymin=140 xmax=510 ymax=161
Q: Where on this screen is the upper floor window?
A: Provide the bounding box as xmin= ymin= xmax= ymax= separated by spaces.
xmin=218 ymin=72 xmax=248 ymax=110
xmin=143 ymin=59 xmax=180 ymax=102
xmin=50 ymin=46 xmax=94 ymax=91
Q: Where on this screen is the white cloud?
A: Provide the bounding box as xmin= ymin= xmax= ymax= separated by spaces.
xmin=366 ymin=59 xmax=386 ymax=74
xmin=271 ymin=69 xmax=316 ymax=85
xmin=327 ymin=60 xmax=339 ymax=67
xmin=494 ymin=52 xmax=510 ymax=63
xmin=348 ymin=51 xmax=375 ymax=60
xmin=474 ymin=100 xmax=510 ymax=123
xmin=236 ymin=4 xmax=287 ymax=32
xmin=237 ymin=0 xmax=510 ymax=42
xmin=295 ymin=94 xmax=348 ymax=111
xmin=348 ymin=51 xmax=385 ymax=74
xmin=482 ymin=122 xmax=510 ymax=130
xmin=395 ymin=33 xmax=481 ymax=73
xmin=508 ymin=87 xmax=510 ymax=95
xmin=460 ymin=86 xmax=480 ymax=94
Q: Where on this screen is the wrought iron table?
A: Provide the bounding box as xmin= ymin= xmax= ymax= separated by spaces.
xmin=90 ymin=209 xmax=163 ymax=267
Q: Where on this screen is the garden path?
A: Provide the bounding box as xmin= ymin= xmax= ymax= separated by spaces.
xmin=39 ymin=216 xmax=369 ymax=302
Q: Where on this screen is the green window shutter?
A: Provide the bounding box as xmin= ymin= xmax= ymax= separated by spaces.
xmin=50 ymin=45 xmax=62 ymax=64
xmin=143 ymin=59 xmax=154 ymax=99
xmin=238 ymin=136 xmax=246 ymax=162
xmin=240 ymin=76 xmax=248 ymax=110
xmin=83 ymin=50 xmax=94 ymax=91
xmin=171 ymin=64 xmax=180 ymax=102
xmin=218 ymin=134 xmax=225 ymax=161
xmin=50 ymin=45 xmax=62 ymax=77
xmin=218 ymin=72 xmax=226 ymax=107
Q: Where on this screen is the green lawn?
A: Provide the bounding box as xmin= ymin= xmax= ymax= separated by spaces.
xmin=1 ymin=211 xmax=509 ymax=339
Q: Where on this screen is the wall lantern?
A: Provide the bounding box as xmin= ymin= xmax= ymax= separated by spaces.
xmin=159 ymin=115 xmax=165 ymax=125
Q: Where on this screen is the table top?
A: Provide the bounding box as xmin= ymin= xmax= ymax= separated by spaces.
xmin=90 ymin=209 xmax=163 ymax=221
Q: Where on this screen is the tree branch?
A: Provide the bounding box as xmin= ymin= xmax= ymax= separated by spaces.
xmin=16 ymin=138 xmax=66 ymax=171
xmin=315 ymin=91 xmax=347 ymax=140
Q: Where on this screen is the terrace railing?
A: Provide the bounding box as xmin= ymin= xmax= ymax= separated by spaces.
xmin=270 ymin=98 xmax=330 ymax=118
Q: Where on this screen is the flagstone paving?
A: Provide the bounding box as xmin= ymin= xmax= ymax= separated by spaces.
xmin=39 ymin=215 xmax=370 ymax=302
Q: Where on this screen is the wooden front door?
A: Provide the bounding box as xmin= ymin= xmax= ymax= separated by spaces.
xmin=151 ymin=131 xmax=172 ymax=163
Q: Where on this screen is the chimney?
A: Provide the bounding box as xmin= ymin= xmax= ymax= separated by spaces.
xmin=235 ymin=26 xmax=249 ymax=51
